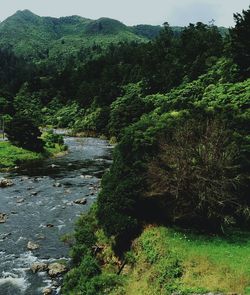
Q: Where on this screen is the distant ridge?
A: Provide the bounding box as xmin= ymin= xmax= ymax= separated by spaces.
xmin=0 ymin=10 xmax=228 ymax=60
xmin=0 ymin=10 xmax=155 ymax=60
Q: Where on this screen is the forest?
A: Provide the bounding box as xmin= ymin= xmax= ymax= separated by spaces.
xmin=0 ymin=6 xmax=249 ymax=295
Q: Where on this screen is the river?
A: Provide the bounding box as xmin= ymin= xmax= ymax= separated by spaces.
xmin=0 ymin=136 xmax=113 ymax=295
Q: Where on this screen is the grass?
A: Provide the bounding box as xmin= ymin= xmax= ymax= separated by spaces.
xmin=62 ymin=208 xmax=250 ymax=294
xmin=0 ymin=141 xmax=42 ymax=169
xmin=0 ymin=141 xmax=66 ymax=170
xmin=111 ymin=226 xmax=250 ymax=295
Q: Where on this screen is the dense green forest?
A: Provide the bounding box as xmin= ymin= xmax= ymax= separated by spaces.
xmin=0 ymin=7 xmax=249 ymax=295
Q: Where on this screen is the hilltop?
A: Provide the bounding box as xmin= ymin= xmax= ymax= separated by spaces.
xmin=0 ymin=10 xmax=228 ymax=61
xmin=0 ymin=10 xmax=160 ymax=60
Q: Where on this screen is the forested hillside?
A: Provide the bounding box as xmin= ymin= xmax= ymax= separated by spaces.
xmin=0 ymin=10 xmax=160 ymax=61
xmin=0 ymin=6 xmax=249 ymax=295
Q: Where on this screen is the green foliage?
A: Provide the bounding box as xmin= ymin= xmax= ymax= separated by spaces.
xmin=112 ymin=226 xmax=250 ymax=295
xmin=179 ymin=22 xmax=223 ymax=81
xmin=0 ymin=141 xmax=42 ymax=169
xmin=230 ymin=6 xmax=250 ymax=78
xmin=51 ymin=103 xmax=80 ymax=128
xmin=0 ymin=10 xmax=147 ymax=62
xmin=13 ymin=84 xmax=44 ymax=125
xmin=73 ymin=105 xmax=110 ymax=134
xmin=146 ymin=116 xmax=247 ymax=229
xmin=1 ymin=8 xmax=250 ymax=293
xmin=97 ymin=73 xmax=250 ymax=251
xmin=0 ymin=130 xmax=66 ymax=169
xmin=63 ymin=206 xmax=124 ymax=295
xmin=0 ymin=48 xmax=33 ymax=96
xmin=41 ymin=129 xmax=64 ymax=148
xmin=5 ymin=115 xmax=44 ymax=152
xmin=62 ymin=254 xmax=101 ymax=294
xmin=132 ymin=25 xmax=162 ymax=39
xmin=109 ymin=83 xmax=151 ymax=137
xmin=74 ymin=211 xmax=98 ymax=249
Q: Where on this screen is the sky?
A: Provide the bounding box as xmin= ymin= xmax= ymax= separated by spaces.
xmin=0 ymin=0 xmax=249 ymax=27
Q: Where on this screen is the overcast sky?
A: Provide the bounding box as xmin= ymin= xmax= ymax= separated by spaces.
xmin=0 ymin=0 xmax=249 ymax=27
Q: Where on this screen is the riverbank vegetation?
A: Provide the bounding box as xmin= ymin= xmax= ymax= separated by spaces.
xmin=62 ymin=6 xmax=250 ymax=294
xmin=0 ymin=4 xmax=250 ymax=294
xmin=0 ymin=141 xmax=43 ymax=169
xmin=0 ymin=129 xmax=66 ymax=170
xmin=61 ymin=208 xmax=250 ymax=294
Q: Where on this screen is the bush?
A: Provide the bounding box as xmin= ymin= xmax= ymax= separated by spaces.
xmin=145 ymin=116 xmax=247 ymax=230
xmin=74 ymin=212 xmax=98 ymax=248
xmin=5 ymin=114 xmax=44 ymax=152
xmin=42 ymin=129 xmax=64 ymax=148
xmin=97 ymin=77 xmax=250 ymax=249
xmin=108 ymin=83 xmax=149 ymax=138
xmin=62 ymin=254 xmax=101 ymax=294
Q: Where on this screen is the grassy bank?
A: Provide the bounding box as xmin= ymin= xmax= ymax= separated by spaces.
xmin=0 ymin=141 xmax=66 ymax=170
xmin=62 ymin=209 xmax=250 ymax=295
xmin=113 ymin=226 xmax=250 ymax=295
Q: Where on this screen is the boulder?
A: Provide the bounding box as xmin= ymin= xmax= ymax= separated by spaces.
xmin=27 ymin=241 xmax=39 ymax=250
xmin=48 ymin=262 xmax=67 ymax=277
xmin=0 ymin=213 xmax=7 ymax=223
xmin=43 ymin=287 xmax=53 ymax=295
xmin=0 ymin=178 xmax=13 ymax=188
xmin=31 ymin=262 xmax=48 ymax=273
xmin=73 ymin=198 xmax=87 ymax=205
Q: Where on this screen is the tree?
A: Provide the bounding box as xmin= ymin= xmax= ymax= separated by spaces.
xmin=230 ymin=6 xmax=250 ymax=78
xmin=108 ymin=83 xmax=147 ymax=138
xmin=145 ymin=116 xmax=247 ymax=231
xmin=179 ymin=22 xmax=223 ymax=80
xmin=5 ymin=115 xmax=44 ymax=152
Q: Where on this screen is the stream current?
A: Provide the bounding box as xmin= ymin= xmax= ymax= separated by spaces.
xmin=0 ymin=136 xmax=113 ymax=294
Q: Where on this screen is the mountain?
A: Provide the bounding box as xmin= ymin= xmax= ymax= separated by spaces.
xmin=0 ymin=10 xmax=229 ymax=62
xmin=0 ymin=10 xmax=151 ymax=60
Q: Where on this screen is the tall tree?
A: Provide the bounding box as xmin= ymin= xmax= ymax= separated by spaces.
xmin=230 ymin=6 xmax=250 ymax=78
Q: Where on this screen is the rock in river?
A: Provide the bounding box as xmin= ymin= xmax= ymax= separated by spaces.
xmin=0 ymin=213 xmax=7 ymax=223
xmin=0 ymin=178 xmax=13 ymax=188
xmin=43 ymin=287 xmax=53 ymax=295
xmin=27 ymin=241 xmax=40 ymax=250
xmin=16 ymin=198 xmax=25 ymax=203
xmin=48 ymin=262 xmax=67 ymax=277
xmin=31 ymin=262 xmax=48 ymax=273
xmin=46 ymin=224 xmax=54 ymax=228
xmin=73 ymin=198 xmax=87 ymax=205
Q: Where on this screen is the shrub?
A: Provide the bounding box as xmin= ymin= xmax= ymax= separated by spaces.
xmin=5 ymin=114 xmax=44 ymax=152
xmin=42 ymin=129 xmax=64 ymax=148
xmin=62 ymin=254 xmax=101 ymax=294
xmin=145 ymin=116 xmax=247 ymax=230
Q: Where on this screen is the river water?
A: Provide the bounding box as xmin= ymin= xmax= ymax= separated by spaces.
xmin=0 ymin=137 xmax=113 ymax=295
